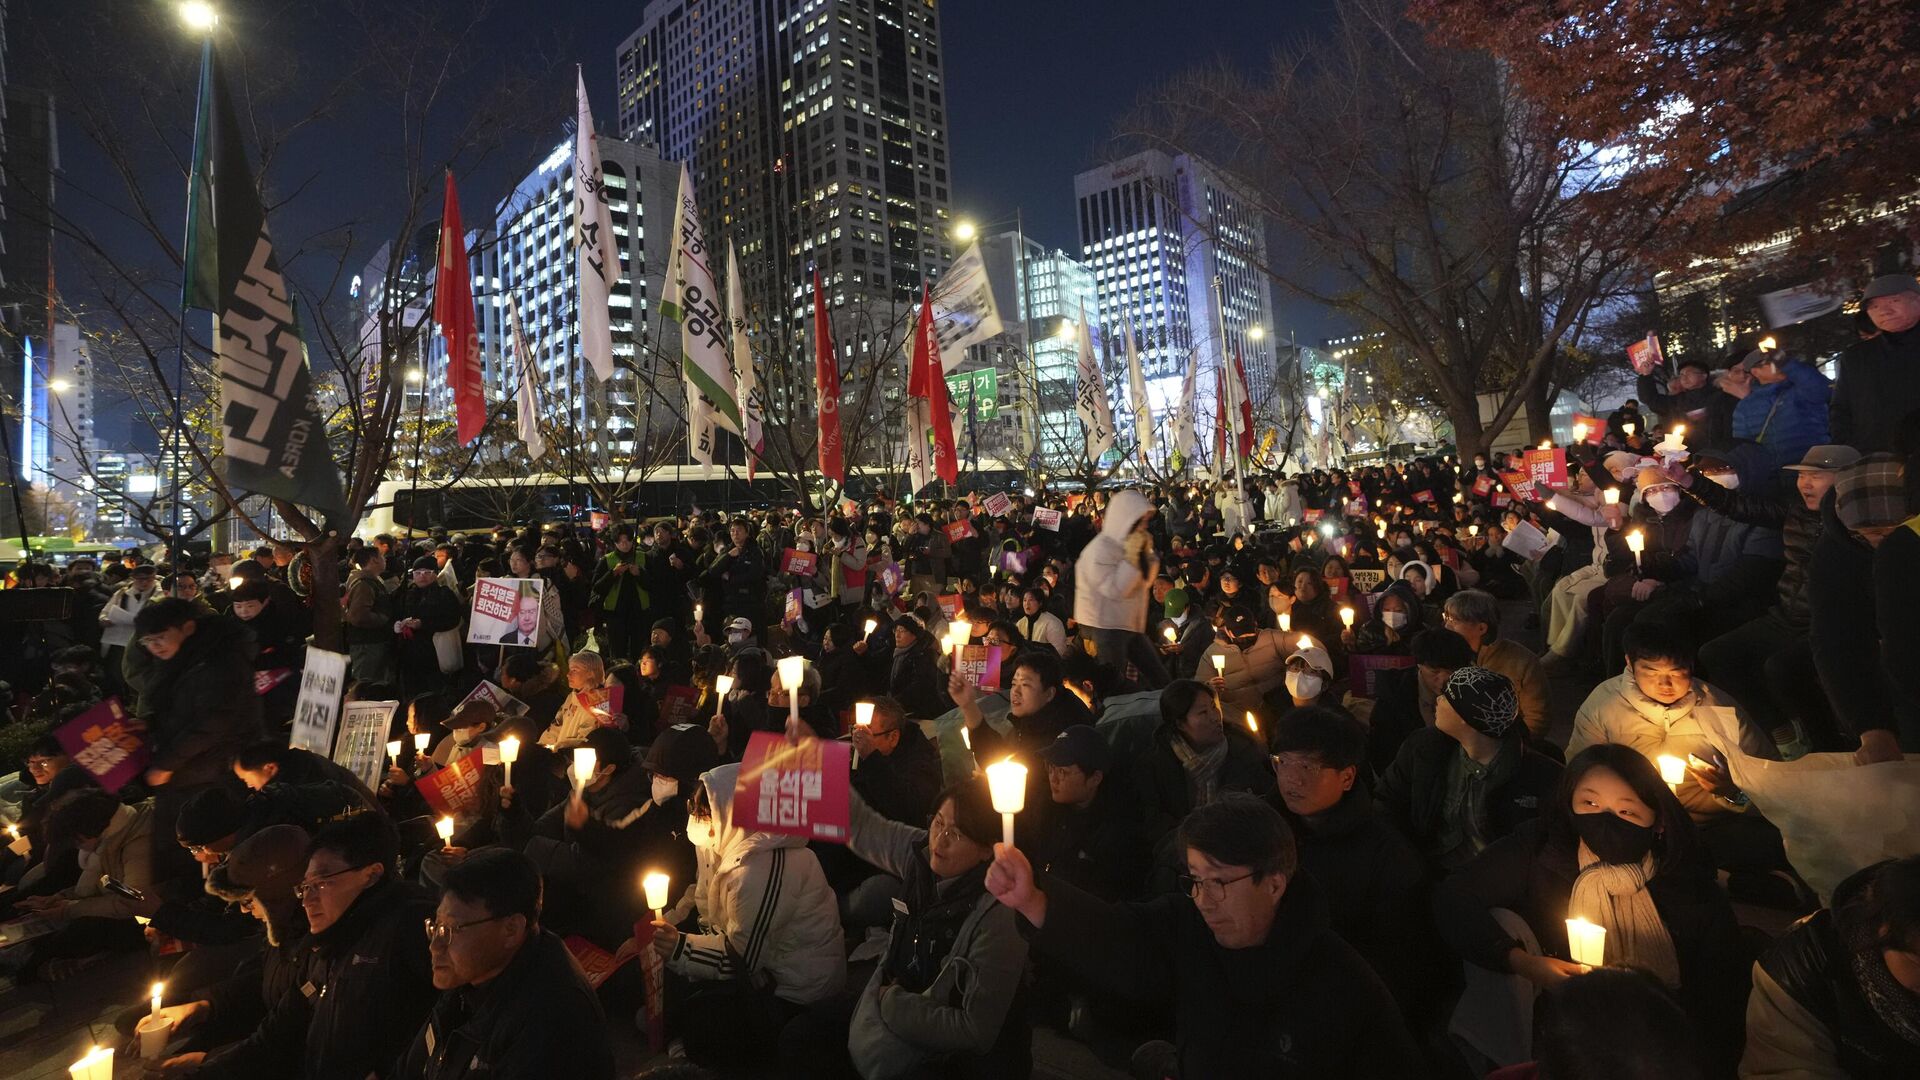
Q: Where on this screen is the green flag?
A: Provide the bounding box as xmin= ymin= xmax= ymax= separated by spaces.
xmin=181 ymin=43 xmax=346 ymax=524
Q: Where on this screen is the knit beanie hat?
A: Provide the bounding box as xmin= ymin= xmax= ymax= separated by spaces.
xmin=1441 ymin=666 xmax=1519 ymax=738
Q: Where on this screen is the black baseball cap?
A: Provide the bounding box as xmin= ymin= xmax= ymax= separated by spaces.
xmin=643 ymin=723 xmax=722 ymax=790
xmin=1041 ymin=725 xmax=1112 ymax=774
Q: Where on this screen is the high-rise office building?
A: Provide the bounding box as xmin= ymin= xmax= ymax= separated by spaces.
xmin=964 ymin=231 xmax=1098 ymax=467
xmin=615 ymin=0 xmax=956 ymax=325
xmin=1073 ymin=149 xmax=1278 ymax=456
xmin=22 ymin=322 xmax=96 ymax=525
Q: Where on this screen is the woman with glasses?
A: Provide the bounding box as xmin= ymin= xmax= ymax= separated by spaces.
xmin=786 ymin=775 xmax=1031 ymax=1079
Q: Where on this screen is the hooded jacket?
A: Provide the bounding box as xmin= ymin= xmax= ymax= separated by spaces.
xmin=1073 ymin=489 xmax=1159 ymax=631
xmin=1567 ymin=671 xmax=1778 ymax=820
xmin=662 ymin=762 xmax=847 ymax=1005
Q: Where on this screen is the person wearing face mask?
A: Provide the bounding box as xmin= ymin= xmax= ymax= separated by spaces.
xmin=1135 ymin=679 xmax=1277 ymax=854
xmin=1279 ymin=643 xmax=1337 ymax=713
xmin=1743 ymin=854 xmax=1920 ymax=1078
xmin=648 ymin=761 xmax=845 ymax=1068
xmin=1808 ymin=451 xmax=1920 ymax=766
xmin=1434 ymin=744 xmax=1748 ymax=1074
xmin=1376 ymin=666 xmax=1563 ymax=874
xmin=1347 ymin=581 xmax=1426 ymax=657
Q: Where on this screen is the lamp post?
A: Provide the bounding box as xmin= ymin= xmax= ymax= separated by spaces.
xmin=406 ymin=367 xmax=427 ymax=525
xmin=170 ymin=2 xmax=220 ymax=570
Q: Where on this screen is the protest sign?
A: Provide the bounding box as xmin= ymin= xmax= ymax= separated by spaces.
xmin=461 ymin=680 xmax=527 ymax=717
xmin=418 ymin=749 xmax=488 ymax=818
xmin=565 ymin=935 xmax=645 ymax=991
xmin=54 ymin=698 xmax=148 ymax=793
xmin=733 ymin=731 xmax=852 ymax=841
xmin=943 ymin=520 xmax=975 ymax=543
xmin=588 ymin=511 xmax=611 ymax=531
xmin=1502 ymin=519 xmax=1555 ymax=561
xmin=1499 ymin=471 xmax=1538 ymax=502
xmin=1031 ymin=506 xmax=1062 ymax=532
xmin=1348 ymin=653 xmax=1416 ymax=698
xmin=955 ymin=644 xmax=1004 ymax=690
xmin=656 ymin=685 xmax=701 ymax=732
xmin=779 ymin=548 xmax=819 ymax=576
xmin=879 ymin=561 xmax=904 ymax=595
xmin=289 ymin=647 xmax=349 ymax=756
xmin=1304 ymin=508 xmax=1323 ymax=524
xmin=1348 ymin=568 xmax=1386 ymax=592
xmin=783 ymin=588 xmax=804 ymax=628
xmin=254 ymin=668 xmax=295 ymax=696
xmin=982 ymin=491 xmax=1012 ymax=517
xmin=1523 ymin=447 xmax=1568 ymax=488
xmin=1627 ymin=333 xmax=1664 ymax=376
xmin=1000 ymin=548 xmax=1028 ymax=576
xmin=468 ymin=577 xmax=545 ymax=647
xmin=544 ymin=686 xmax=615 ymax=748
xmin=936 ymin=594 xmax=962 ymax=620
xmin=1471 ymin=474 xmax=1494 ymax=497
xmin=1412 ymin=489 xmax=1435 ymax=505
xmin=1572 ymin=413 xmax=1604 ymax=443
xmin=334 ymin=700 xmax=398 ymax=792
xmin=1345 ymin=494 xmax=1369 ymax=517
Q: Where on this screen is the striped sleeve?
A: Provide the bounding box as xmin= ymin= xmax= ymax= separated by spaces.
xmin=669 ymin=849 xmax=787 ymax=983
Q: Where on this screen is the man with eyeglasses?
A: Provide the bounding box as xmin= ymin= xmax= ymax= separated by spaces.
xmin=848 ymin=696 xmax=942 ymax=827
xmin=394 ymin=849 xmax=614 ymax=1079
xmin=292 ymin=813 xmax=436 ymax=1079
xmin=987 ymin=793 xmax=1422 ymax=1078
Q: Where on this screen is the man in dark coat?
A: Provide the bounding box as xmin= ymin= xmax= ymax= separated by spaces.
xmin=394 ymin=849 xmax=614 ymax=1079
xmin=1828 ymin=273 xmax=1920 ymax=452
xmin=848 ymin=696 xmax=943 ymax=826
xmin=394 ymin=557 xmax=466 ymax=701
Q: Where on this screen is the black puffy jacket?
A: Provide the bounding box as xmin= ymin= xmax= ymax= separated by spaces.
xmin=304 ymin=876 xmax=437 ymax=1079
xmin=142 ymin=614 xmax=264 ymax=787
xmin=1683 ymin=472 xmax=1819 ymax=628
xmin=393 ymin=930 xmax=614 ymax=1080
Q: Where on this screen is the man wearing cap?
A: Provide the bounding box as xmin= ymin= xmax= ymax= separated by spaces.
xmin=1686 ymin=444 xmax=1859 ymax=752
xmin=1029 ymin=725 xmax=1146 ymax=902
xmin=1196 ymin=603 xmax=1290 ymax=717
xmin=394 ymin=555 xmax=465 ymax=699
xmin=1376 ymin=666 xmax=1563 ymax=873
xmin=1810 ymin=453 xmax=1920 ymax=765
xmin=1830 ymin=273 xmax=1920 ymax=452
xmin=1717 ymin=337 xmax=1832 ymax=472
xmin=144 ymin=825 xmax=324 ymax=1078
xmin=98 ymin=561 xmax=160 ymax=700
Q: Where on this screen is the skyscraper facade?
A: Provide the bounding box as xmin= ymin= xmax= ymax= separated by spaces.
xmin=965 ymin=231 xmax=1098 ymax=468
xmin=1073 ymin=149 xmax=1278 ymax=458
xmin=615 ymin=0 xmax=956 ymax=325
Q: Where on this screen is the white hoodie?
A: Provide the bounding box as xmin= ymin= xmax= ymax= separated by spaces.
xmin=664 ymin=762 xmax=847 ymax=1005
xmin=1072 ymin=489 xmax=1159 ymax=632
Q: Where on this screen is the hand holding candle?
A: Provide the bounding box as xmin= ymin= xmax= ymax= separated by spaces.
xmin=984 ymin=758 xmax=1027 ymax=848
xmin=436 ymin=816 xmax=455 ymax=848
xmin=643 ymin=871 xmax=671 ymax=923
xmin=1625 ymin=529 xmax=1645 ymax=570
xmin=572 ymin=746 xmax=598 ymax=794
xmin=1566 ymin=917 xmax=1606 ymax=967
xmin=713 ymin=674 xmax=734 ymax=720
xmin=1657 ymin=754 xmax=1687 ymax=789
xmin=1339 ymin=606 xmax=1355 ymax=629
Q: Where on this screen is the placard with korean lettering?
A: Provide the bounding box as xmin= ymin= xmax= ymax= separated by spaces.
xmin=289 ymin=648 xmax=349 ymax=756
xmin=418 ymin=749 xmax=489 ymax=819
xmin=1523 ymin=447 xmax=1568 ymax=488
xmin=334 ymin=700 xmax=398 ymax=792
xmin=982 ymin=491 xmax=1013 ymax=517
xmin=732 ymin=731 xmax=852 ymax=841
xmin=467 ymin=577 xmax=546 ymax=647
xmin=1031 ymin=507 xmax=1062 ymax=532
xmin=54 ymin=698 xmax=149 ymax=793
xmin=955 ymin=644 xmax=1004 ymax=690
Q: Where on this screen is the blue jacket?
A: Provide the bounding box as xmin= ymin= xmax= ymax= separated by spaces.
xmin=1732 ymin=361 xmax=1830 ymax=472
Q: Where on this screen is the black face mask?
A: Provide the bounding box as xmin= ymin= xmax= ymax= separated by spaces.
xmin=1573 ymin=810 xmax=1654 ymax=865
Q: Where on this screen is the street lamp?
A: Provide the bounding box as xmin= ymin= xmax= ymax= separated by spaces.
xmin=952 ymin=220 xmax=977 ymax=242
xmin=1247 ymin=326 xmax=1265 ymax=342
xmin=178 ymin=1 xmax=219 ymax=31
xmin=49 ymin=378 xmax=73 ymax=393
xmin=406 ymin=367 xmax=425 ymax=384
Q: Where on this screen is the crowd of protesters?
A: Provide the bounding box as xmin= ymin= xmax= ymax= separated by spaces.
xmin=1 ymin=273 xmax=1918 ymax=1079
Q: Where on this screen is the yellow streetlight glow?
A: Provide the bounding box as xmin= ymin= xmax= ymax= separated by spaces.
xmin=1247 ymin=326 xmax=1265 ymax=342
xmin=405 ymin=367 xmax=424 ymax=384
xmin=953 ymin=220 xmax=977 ymax=242
xmin=49 ymin=378 xmax=73 ymax=393
xmin=179 ymin=1 xmax=219 ymax=31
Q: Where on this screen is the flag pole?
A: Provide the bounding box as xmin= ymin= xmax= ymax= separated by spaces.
xmin=169 ymin=34 xmax=215 ymax=569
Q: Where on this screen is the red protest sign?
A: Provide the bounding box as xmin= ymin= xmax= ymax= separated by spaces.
xmin=1304 ymin=508 xmax=1323 ymax=523
xmin=1499 ymin=470 xmax=1538 ymax=502
xmin=1627 ymin=333 xmax=1664 ymax=376
xmin=1412 ymin=489 xmax=1435 ymax=504
xmin=936 ymin=593 xmax=962 ymax=620
xmin=1471 ymin=474 xmax=1494 ymax=497
xmin=1347 ymin=481 xmax=1362 ymax=496
xmin=54 ymin=698 xmax=149 ymax=794
xmin=417 ymin=749 xmax=488 ymax=819
xmin=1523 ymin=447 xmax=1568 ymax=488
xmin=1031 ymin=507 xmax=1062 ymax=532
xmin=589 ymin=511 xmax=612 ymax=531
xmin=955 ymin=644 xmax=1005 ymax=690
xmin=656 ymin=685 xmax=700 ymax=733
xmin=780 ymin=548 xmax=819 ymax=576
xmin=564 ymin=935 xmax=644 ymax=991
xmin=253 ymin=668 xmax=295 ymax=696
xmin=1572 ymin=413 xmax=1604 ymax=443
xmin=982 ymin=491 xmax=1013 ymax=517
xmin=1348 ymin=653 xmax=1416 ymax=699
xmin=733 ymin=731 xmax=852 ymax=842
xmin=943 ymin=520 xmax=975 ymax=543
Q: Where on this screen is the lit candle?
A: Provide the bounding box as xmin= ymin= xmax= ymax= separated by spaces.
xmin=1622 ymin=421 xmax=1637 ymax=437
xmin=959 ymin=725 xmax=972 ymax=751
xmin=949 ymin=620 xmax=973 ymax=663
xmin=1672 ymin=423 xmax=1686 ymax=439
xmin=572 ymin=746 xmax=598 ymax=794
xmin=386 ymin=740 xmax=403 ymax=767
xmin=777 ymin=655 xmax=808 ymax=730
xmin=413 ymin=731 xmax=431 ymax=754
xmin=498 ymin=736 xmax=519 ymax=788
xmin=435 ymin=816 xmax=454 ymax=848
xmin=1298 ymin=635 xmax=1313 ymax=651
xmin=1625 ymin=529 xmax=1644 ymax=570
xmin=643 ymin=871 xmax=671 ymax=923
xmin=1657 ymin=754 xmax=1687 ymax=788
xmin=1279 ymin=611 xmax=1291 ymax=633
xmin=1339 ymin=607 xmax=1355 ymax=629
xmin=1245 ymin=711 xmax=1259 ymax=734
xmin=1162 ymin=625 xmax=1177 ymax=643
xmin=1572 ymin=422 xmax=1589 ymax=443
xmin=713 ymin=674 xmax=734 ymax=720
xmin=69 ymin=1045 xmax=114 ymax=1080
xmin=693 ymin=602 xmax=704 ymax=625
xmin=1468 ymin=524 xmax=1480 ymax=536
xmin=863 ymin=618 xmax=877 ymax=638
xmin=1210 ymin=654 xmax=1226 ymax=676
xmin=853 ymin=701 xmax=874 ymax=769
xmin=1538 ymin=439 xmax=1552 ymax=450
xmin=1566 ymin=917 xmax=1607 ymax=967
xmin=1602 ymin=488 xmax=1620 ymax=506
xmin=228 ymin=575 xmax=243 ymax=590
xmin=984 ymin=758 xmax=1028 ymax=848
xmin=151 ymin=981 xmax=164 ymax=1020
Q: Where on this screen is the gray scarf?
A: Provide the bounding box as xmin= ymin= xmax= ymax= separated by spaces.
xmin=1168 ymin=733 xmax=1230 ymax=807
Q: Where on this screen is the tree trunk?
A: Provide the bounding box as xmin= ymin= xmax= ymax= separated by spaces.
xmin=1524 ymin=371 xmax=1557 ymax=445
xmin=1448 ymin=405 xmax=1489 ymax=463
xmin=304 ymin=532 xmax=347 ymax=654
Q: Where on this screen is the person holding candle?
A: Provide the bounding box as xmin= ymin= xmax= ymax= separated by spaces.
xmin=948 ymin=650 xmax=1092 ymax=830
xmin=786 ymin=776 xmax=1030 ymax=1078
xmin=1345 ymin=580 xmax=1427 ymax=657
xmin=1720 ymin=340 xmax=1832 ymax=473
xmin=848 ymin=696 xmax=944 ymax=828
xmin=394 ymin=848 xmax=616 ymax=1080
xmin=1433 ymin=744 xmax=1747 ymax=1073
xmin=648 ymin=761 xmax=845 ymax=1067
xmin=986 ymin=792 xmax=1423 ymax=1077
xmin=1134 ymin=679 xmax=1277 ymax=856
xmin=1154 ymin=588 xmax=1213 ymax=680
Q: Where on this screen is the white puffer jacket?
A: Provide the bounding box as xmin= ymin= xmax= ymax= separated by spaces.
xmin=664 ymin=762 xmax=847 ymax=1004
xmin=1072 ymin=489 xmax=1159 ymax=632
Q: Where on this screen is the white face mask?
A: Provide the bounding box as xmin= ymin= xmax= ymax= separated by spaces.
xmin=1286 ymin=671 xmax=1324 ymax=700
xmin=452 ymin=727 xmax=481 ymax=747
xmin=78 ymin=846 xmax=101 ymax=872
xmin=684 ymin=817 xmax=717 ymax=849
xmin=1647 ymin=489 xmax=1682 ymax=514
xmin=1703 ymin=472 xmax=1739 ymax=490
xmin=1382 ymin=610 xmax=1409 ymax=630
xmin=651 ymin=776 xmax=679 ymax=805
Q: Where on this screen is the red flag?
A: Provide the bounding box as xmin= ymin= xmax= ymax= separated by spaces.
xmin=811 ymin=270 xmax=845 ymax=483
xmin=1231 ymin=344 xmax=1256 ymax=459
xmin=434 ymin=171 xmax=485 ymax=446
xmin=906 ymin=286 xmax=957 ymax=484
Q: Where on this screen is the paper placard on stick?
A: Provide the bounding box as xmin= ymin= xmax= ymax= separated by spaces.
xmin=461 ymin=680 xmax=527 ymax=717
xmin=955 ymin=644 xmax=1004 ymax=690
xmin=780 ymin=548 xmax=819 ymax=576
xmin=54 ymin=698 xmax=149 ymax=793
xmin=417 ymin=749 xmax=488 ymax=819
xmin=334 ymin=700 xmax=398 ymax=792
xmin=467 ymin=577 xmax=545 ymax=647
xmin=944 ymin=520 xmax=975 ymax=543
xmin=1031 ymin=506 xmax=1062 ymax=532
xmin=733 ymin=731 xmax=852 ymax=841
xmin=1523 ymin=447 xmax=1567 ymax=488
xmin=1471 ymin=474 xmax=1494 ymax=497
xmin=289 ymin=648 xmax=349 ymax=755
xmin=982 ymin=492 xmax=1012 ymax=517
